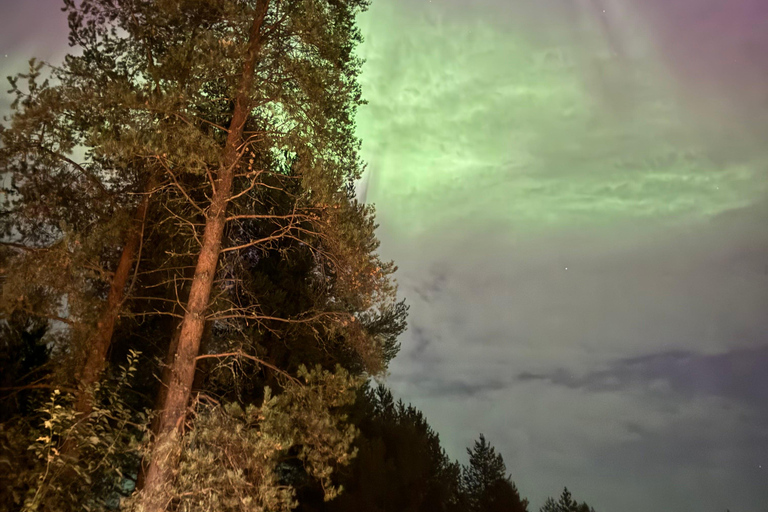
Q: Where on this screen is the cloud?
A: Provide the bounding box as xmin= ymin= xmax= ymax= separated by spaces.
xmin=381 ymin=201 xmax=768 ymax=511
xmin=387 ymin=202 xmax=768 ymax=373
xmin=0 ymin=1 xmax=70 ymax=115
xmin=518 ymin=344 xmax=768 ymax=407
xmin=390 ymin=356 xmax=768 ymax=511
xmin=391 ymin=346 xmax=768 ymax=511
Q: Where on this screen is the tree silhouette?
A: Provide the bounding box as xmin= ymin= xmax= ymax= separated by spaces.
xmin=540 ymin=487 xmax=596 ymax=512
xmin=463 ymin=434 xmax=529 ymax=512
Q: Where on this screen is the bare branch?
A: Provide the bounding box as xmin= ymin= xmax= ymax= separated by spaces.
xmin=195 ymin=351 xmax=300 ymax=384
xmin=207 ymin=310 xmax=343 ymax=325
xmin=122 ymin=310 xmax=185 ymax=320
xmin=227 ymin=170 xmax=264 ymax=203
xmin=0 ymin=241 xmax=50 ymax=253
xmin=219 ymin=226 xmax=294 ymax=253
xmin=155 ymin=156 xmax=205 ymax=215
xmin=36 ymin=145 xmax=110 ymax=197
xmin=17 ymin=307 xmax=79 ymax=327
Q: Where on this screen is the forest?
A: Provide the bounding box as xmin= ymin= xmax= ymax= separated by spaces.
xmin=0 ymin=0 xmax=605 ymax=510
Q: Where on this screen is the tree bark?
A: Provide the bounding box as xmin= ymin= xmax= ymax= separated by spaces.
xmin=138 ymin=3 xmax=270 ymax=509
xmin=74 ymin=182 xmax=152 ymax=416
xmin=148 ymin=319 xmax=209 ymax=435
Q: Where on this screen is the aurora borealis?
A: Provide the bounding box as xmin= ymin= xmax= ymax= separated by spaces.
xmin=355 ymin=0 xmax=767 ymax=234
xmin=351 ymin=1 xmax=768 ymax=510
xmin=2 ymin=0 xmax=768 ymax=510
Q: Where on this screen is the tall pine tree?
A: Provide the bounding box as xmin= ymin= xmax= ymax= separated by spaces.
xmin=2 ymin=0 xmax=401 ymax=510
xmin=463 ymin=434 xmax=529 ymax=512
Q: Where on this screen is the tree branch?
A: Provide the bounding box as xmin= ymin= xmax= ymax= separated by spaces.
xmin=195 ymin=351 xmax=300 ymax=384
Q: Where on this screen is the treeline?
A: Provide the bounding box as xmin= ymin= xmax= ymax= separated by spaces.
xmin=2 ymin=310 xmax=595 ymax=512
xmin=0 ymin=0 xmax=595 ymax=511
xmin=294 ymin=385 xmax=598 ymax=512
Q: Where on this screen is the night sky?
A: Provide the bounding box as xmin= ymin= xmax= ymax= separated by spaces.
xmin=2 ymin=0 xmax=768 ymax=510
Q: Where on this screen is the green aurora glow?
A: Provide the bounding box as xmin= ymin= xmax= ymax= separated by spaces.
xmin=355 ymin=2 xmax=767 ymax=235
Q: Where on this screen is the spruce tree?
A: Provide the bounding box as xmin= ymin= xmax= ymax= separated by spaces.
xmin=319 ymin=385 xmax=463 ymax=512
xmin=540 ymin=488 xmax=596 ymax=512
xmin=463 ymin=434 xmax=529 ymax=512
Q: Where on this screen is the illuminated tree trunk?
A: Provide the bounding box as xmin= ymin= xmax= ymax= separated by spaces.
xmin=138 ymin=3 xmax=270 ymax=509
xmin=74 ymin=183 xmax=152 ymax=416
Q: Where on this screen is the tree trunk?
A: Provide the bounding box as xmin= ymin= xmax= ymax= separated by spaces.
xmin=148 ymin=319 xmax=209 ymax=436
xmin=138 ymin=3 xmax=270 ymax=509
xmin=74 ymin=182 xmax=153 ymax=416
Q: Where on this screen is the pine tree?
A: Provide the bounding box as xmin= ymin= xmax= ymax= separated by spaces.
xmin=540 ymin=488 xmax=596 ymax=512
xmin=462 ymin=434 xmax=528 ymax=512
xmin=2 ymin=0 xmax=400 ymax=509
xmin=0 ymin=39 xmax=160 ymax=417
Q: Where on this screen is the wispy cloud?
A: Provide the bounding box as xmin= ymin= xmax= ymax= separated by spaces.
xmin=518 ymin=344 xmax=768 ymax=406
